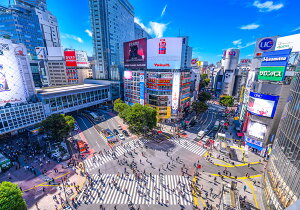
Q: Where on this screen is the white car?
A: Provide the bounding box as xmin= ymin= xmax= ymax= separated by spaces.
xmin=201 ymin=135 xmax=210 ymax=144
xmin=118 ymin=134 xmax=125 ymax=140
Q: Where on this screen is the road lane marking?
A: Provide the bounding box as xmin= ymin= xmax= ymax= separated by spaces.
xmin=244 ymin=179 xmax=259 ymax=209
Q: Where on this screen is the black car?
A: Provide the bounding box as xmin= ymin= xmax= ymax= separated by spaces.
xmin=122 ymin=130 xmax=130 ymax=137
xmin=113 ymin=129 xmax=119 ymax=135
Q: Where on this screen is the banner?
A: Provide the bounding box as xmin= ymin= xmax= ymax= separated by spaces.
xmin=124 ymin=38 xmax=147 ymax=69
xmin=172 ymin=72 xmax=181 ymax=114
xmin=64 ymin=50 xmax=77 ymax=67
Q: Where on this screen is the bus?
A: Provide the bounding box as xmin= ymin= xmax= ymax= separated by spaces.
xmin=213 ymin=121 xmax=220 ymax=131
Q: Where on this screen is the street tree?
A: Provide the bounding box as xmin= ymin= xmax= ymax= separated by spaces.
xmin=198 ymin=92 xmax=212 ymax=101
xmin=192 ymin=101 xmax=208 ymax=115
xmin=123 ymin=104 xmax=157 ymax=134
xmin=113 ymin=98 xmax=124 ymax=105
xmin=220 ymin=96 xmax=234 ymax=107
xmin=114 ymin=101 xmax=130 ymax=113
xmin=39 ymin=114 xmax=75 ymax=142
xmin=0 ymin=181 xmax=26 ymax=210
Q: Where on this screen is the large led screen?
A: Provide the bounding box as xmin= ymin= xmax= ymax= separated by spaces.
xmin=147 ymin=37 xmax=183 ymax=69
xmin=247 ymin=121 xmax=267 ymax=139
xmin=124 ymin=38 xmax=147 ymax=69
xmin=247 ymin=92 xmax=279 ymax=118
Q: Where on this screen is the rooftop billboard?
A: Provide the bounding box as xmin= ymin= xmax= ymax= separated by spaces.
xmin=124 ymin=38 xmax=147 ymax=69
xmin=275 ymin=33 xmax=300 ymax=52
xmin=253 ymin=36 xmax=278 ymax=58
xmin=147 ymin=37 xmax=183 ymax=69
xmin=64 ymin=50 xmax=77 ymax=67
xmin=76 ymin=51 xmax=89 ymax=68
xmin=258 ymin=49 xmax=291 ymax=81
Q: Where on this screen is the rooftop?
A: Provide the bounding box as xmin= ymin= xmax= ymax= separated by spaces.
xmin=37 ymin=84 xmax=108 ymax=96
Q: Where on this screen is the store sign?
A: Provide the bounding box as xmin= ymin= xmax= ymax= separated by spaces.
xmin=172 ymin=72 xmax=181 ymax=114
xmin=275 ymin=33 xmax=300 ymax=52
xmin=258 ymin=49 xmax=291 ymax=81
xmin=244 ymin=136 xmax=263 ymax=148
xmin=254 ymin=36 xmax=278 ymax=58
xmin=76 ymin=51 xmax=89 ymax=67
xmin=64 ymin=50 xmax=77 ymax=67
xmin=147 ymin=37 xmax=183 ymax=69
xmin=124 ymin=38 xmax=147 ymax=69
xmin=140 ymin=72 xmax=145 ymax=105
xmin=240 ymin=59 xmax=251 ymax=65
xmin=247 ymin=92 xmax=279 ymax=118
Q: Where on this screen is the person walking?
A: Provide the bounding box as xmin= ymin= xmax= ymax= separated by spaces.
xmin=244 ymin=185 xmax=247 ymax=192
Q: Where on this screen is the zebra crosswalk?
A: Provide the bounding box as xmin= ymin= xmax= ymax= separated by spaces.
xmin=77 ymin=174 xmax=193 ymax=205
xmin=171 ymin=138 xmax=206 ymax=156
xmin=84 ymin=140 xmax=144 ymax=172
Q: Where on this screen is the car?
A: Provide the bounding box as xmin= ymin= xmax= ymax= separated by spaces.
xmin=118 ymin=134 xmax=125 ymax=140
xmin=201 ymin=135 xmax=210 ymax=144
xmin=122 ymin=130 xmax=130 ymax=137
xmin=118 ymin=125 xmax=123 ymax=130
xmin=113 ymin=129 xmax=119 ymax=135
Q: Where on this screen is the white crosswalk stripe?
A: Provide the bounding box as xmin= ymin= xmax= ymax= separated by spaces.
xmin=170 ymin=138 xmax=206 ymax=156
xmin=77 ymin=174 xmax=193 ymax=206
xmin=84 ymin=140 xmax=145 ymax=172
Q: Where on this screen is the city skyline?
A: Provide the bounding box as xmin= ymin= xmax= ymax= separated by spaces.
xmin=1 ymin=0 xmax=300 ymax=63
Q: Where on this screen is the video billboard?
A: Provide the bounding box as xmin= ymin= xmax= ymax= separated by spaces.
xmin=258 ymin=49 xmax=291 ymax=81
xmin=253 ymin=36 xmax=278 ymax=58
xmin=247 ymin=91 xmax=279 ymax=118
xmin=147 ymin=37 xmax=183 ymax=69
xmin=76 ymin=51 xmax=89 ymax=67
xmin=0 ymin=40 xmax=27 ymax=105
xmin=124 ymin=38 xmax=147 ymax=69
xmin=140 ymin=72 xmax=145 ymax=105
xmin=275 ymin=33 xmax=300 ymax=52
xmin=172 ymin=72 xmax=181 ymax=114
xmin=64 ymin=50 xmax=77 ymax=67
xmin=35 ymin=47 xmax=47 ymax=60
xmin=124 ymin=71 xmax=133 ymax=79
xmin=247 ymin=121 xmax=267 ymax=139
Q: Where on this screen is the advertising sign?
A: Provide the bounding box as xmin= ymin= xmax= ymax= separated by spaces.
xmin=76 ymin=51 xmax=89 ymax=67
xmin=147 ymin=37 xmax=183 ymax=69
xmin=240 ymin=59 xmax=251 ymax=66
xmin=124 ymin=38 xmax=147 ymax=69
xmin=258 ymin=49 xmax=291 ymax=81
xmin=191 ymin=58 xmax=198 ymax=67
xmin=246 ymin=71 xmax=256 ymax=88
xmin=247 ymin=91 xmax=279 ymax=118
xmin=0 ymin=40 xmax=27 ymax=105
xmin=35 ymin=47 xmax=47 ymax=60
xmin=124 ymin=71 xmax=133 ymax=79
xmin=275 ymin=33 xmax=300 ymax=52
xmin=64 ymin=50 xmax=77 ymax=67
xmin=247 ymin=121 xmax=267 ymax=139
xmin=244 ymin=136 xmax=263 ymax=149
xmin=172 ymin=72 xmax=181 ymax=114
xmin=140 ymin=72 xmax=145 ymax=105
xmin=254 ymin=37 xmax=278 ymax=58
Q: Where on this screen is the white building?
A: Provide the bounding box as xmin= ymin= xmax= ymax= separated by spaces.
xmin=89 ymin=0 xmax=135 ymax=80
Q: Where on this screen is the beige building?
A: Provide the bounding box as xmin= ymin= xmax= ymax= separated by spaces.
xmin=78 ymin=68 xmax=93 ymax=84
xmin=47 ymin=60 xmax=68 ymax=86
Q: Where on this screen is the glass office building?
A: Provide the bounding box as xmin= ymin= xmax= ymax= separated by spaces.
xmin=0 ymin=5 xmax=44 ymax=58
xmin=264 ymin=68 xmax=300 ymax=209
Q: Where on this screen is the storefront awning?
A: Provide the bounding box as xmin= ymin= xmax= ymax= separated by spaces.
xmin=246 ymin=142 xmax=263 ymax=151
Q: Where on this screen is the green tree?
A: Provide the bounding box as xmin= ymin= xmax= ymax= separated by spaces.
xmin=198 ymin=92 xmax=212 ymax=101
xmin=114 ymin=102 xmax=129 ymax=113
xmin=39 ymin=114 xmax=75 ymax=142
xmin=191 ymin=101 xmax=208 ymax=115
xmin=220 ymin=96 xmax=234 ymax=107
xmin=200 ymin=74 xmax=208 ymax=79
xmin=113 ymin=98 xmax=124 ymax=105
xmin=123 ymin=104 xmax=157 ymax=134
xmin=0 ymin=181 xmax=26 ymax=210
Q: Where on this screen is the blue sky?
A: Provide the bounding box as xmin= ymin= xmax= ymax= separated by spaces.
xmin=1 ymin=0 xmax=300 ymax=63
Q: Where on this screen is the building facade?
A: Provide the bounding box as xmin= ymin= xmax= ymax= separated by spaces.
xmin=89 ymin=0 xmax=135 ymax=80
xmin=134 ymin=23 xmax=151 ymax=40
xmin=46 ymin=60 xmax=67 ymax=86
xmin=263 ymin=67 xmax=300 ymax=209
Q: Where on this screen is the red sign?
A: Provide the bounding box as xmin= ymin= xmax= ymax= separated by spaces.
xmin=64 ymin=50 xmax=77 ymax=67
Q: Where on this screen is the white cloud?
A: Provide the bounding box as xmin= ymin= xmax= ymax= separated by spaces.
xmin=85 ymin=29 xmax=92 ymax=37
xmin=240 ymin=23 xmax=260 ymax=30
xmin=134 ymin=17 xmax=152 ymax=34
xmin=134 ymin=17 xmax=168 ymax=38
xmin=238 ymin=41 xmax=256 ymax=49
xmin=232 ymin=39 xmax=242 ymax=45
xmin=292 ymin=26 xmax=300 ymax=32
xmin=61 ymin=33 xmax=83 ymax=43
xmin=253 ymin=1 xmax=284 ymax=12
xmin=149 ymin=22 xmax=167 ymax=38
xmin=161 ymin=4 xmax=167 ymax=17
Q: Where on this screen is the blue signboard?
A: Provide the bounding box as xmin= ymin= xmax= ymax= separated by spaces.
xmin=261 ymin=49 xmax=291 ymax=67
xmin=140 ymin=72 xmax=145 ymax=105
xmin=259 ymin=38 xmax=274 ymax=51
xmin=245 ymin=136 xmax=263 ymax=151
xmin=247 ymin=92 xmax=279 ymax=118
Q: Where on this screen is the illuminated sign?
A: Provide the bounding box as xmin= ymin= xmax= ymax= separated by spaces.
xmin=140 ymin=72 xmax=145 ymax=105
xmin=259 ymin=38 xmax=274 ymax=51
xmin=171 ymin=72 xmax=181 ymax=114
xmin=124 ymin=38 xmax=147 ymax=69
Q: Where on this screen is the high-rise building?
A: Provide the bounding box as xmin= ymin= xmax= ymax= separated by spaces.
xmin=134 ymin=23 xmax=151 ymax=40
xmin=263 ymin=67 xmax=300 ymax=209
xmin=89 ymin=0 xmax=135 ymax=80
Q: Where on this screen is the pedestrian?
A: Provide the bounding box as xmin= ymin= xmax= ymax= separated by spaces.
xmin=244 ymin=185 xmax=246 ymax=192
